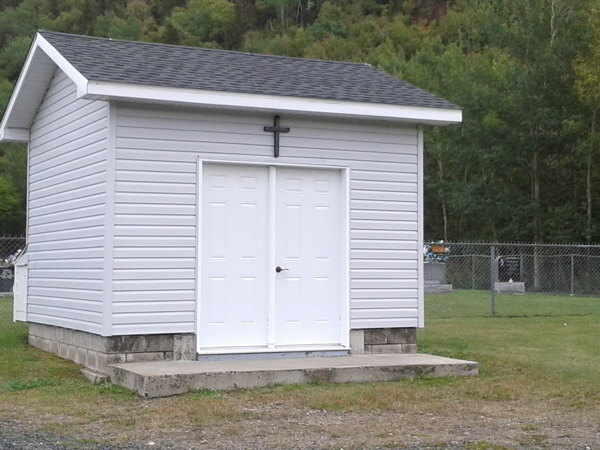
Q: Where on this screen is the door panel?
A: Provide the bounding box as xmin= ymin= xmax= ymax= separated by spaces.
xmin=275 ymin=167 xmax=342 ymax=345
xmin=200 ymin=164 xmax=269 ymax=347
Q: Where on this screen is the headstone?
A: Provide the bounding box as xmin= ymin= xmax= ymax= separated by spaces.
xmin=0 ymin=266 xmax=14 ymax=293
xmin=498 ymin=256 xmax=521 ymax=282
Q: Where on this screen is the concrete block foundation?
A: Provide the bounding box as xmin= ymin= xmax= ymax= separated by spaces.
xmin=28 ymin=323 xmax=196 ymax=374
xmin=350 ymin=327 xmax=416 ymax=355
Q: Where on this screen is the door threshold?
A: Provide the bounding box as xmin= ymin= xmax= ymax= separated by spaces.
xmin=196 ymin=345 xmax=349 ymax=361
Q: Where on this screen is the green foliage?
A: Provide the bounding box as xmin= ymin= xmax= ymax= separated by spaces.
xmin=0 ymin=0 xmax=599 ymax=240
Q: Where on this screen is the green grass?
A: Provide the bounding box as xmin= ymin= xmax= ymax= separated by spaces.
xmin=0 ymin=295 xmax=599 ymax=444
xmin=426 ymin=289 xmax=600 ymax=319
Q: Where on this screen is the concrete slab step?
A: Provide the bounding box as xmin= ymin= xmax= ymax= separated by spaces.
xmin=108 ymin=353 xmax=478 ymax=398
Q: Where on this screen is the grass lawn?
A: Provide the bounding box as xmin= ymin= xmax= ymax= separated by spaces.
xmin=0 ymin=296 xmax=599 ymax=448
xmin=426 ymin=289 xmax=600 ymax=319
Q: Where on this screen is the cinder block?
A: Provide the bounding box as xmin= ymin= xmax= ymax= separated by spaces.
xmin=39 ymin=324 xmax=48 ymax=339
xmin=59 ymin=343 xmax=70 ymax=359
xmin=367 ymin=344 xmax=405 ymax=354
xmin=91 ymin=334 xmax=105 ymax=352
xmin=51 ymin=341 xmax=60 ymax=355
xmin=87 ymin=350 xmax=98 ymax=371
xmin=126 ymin=352 xmax=165 ymax=362
xmin=67 ymin=345 xmax=77 ymax=362
xmin=145 ymin=335 xmax=174 ymax=352
xmin=47 ymin=326 xmax=56 ymax=342
xmin=28 ymin=335 xmax=35 ymax=346
xmin=364 ymin=329 xmax=388 ymax=345
xmin=387 ymin=328 xmax=417 ymax=345
xmin=34 ymin=336 xmax=44 ymax=349
xmin=72 ymin=331 xmax=83 ymax=348
xmin=402 ymin=344 xmax=417 ymax=353
xmin=174 ymin=334 xmax=196 ymax=360
xmin=28 ymin=323 xmax=39 ymax=337
xmin=97 ymin=353 xmax=126 ymax=374
xmin=55 ymin=327 xmax=64 ymax=343
xmin=77 ymin=348 xmax=87 ymax=365
xmin=105 ymin=336 xmax=145 ymax=353
xmin=165 ymin=351 xmax=174 ymax=360
xmin=349 ymin=330 xmax=365 ymax=355
xmin=42 ymin=339 xmax=52 ymax=353
xmin=63 ymin=328 xmax=73 ymax=345
xmin=81 ymin=331 xmax=92 ymax=350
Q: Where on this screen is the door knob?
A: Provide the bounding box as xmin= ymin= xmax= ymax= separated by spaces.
xmin=275 ymin=266 xmax=289 ymax=273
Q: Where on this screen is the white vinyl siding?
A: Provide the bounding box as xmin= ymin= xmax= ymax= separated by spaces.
xmin=27 ymin=69 xmax=108 ymax=334
xmin=113 ymin=105 xmax=420 ymax=334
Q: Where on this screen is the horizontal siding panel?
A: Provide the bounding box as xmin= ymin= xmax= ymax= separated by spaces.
xmin=114 ymin=203 xmax=195 ymax=216
xmin=28 ymin=225 xmax=105 ymax=244
xmin=351 ymin=180 xmax=417 ymax=192
xmin=114 ymin=214 xmax=196 ymax=226
xmin=114 ymin=225 xmax=195 ymax=237
xmin=116 ymin=159 xmax=196 ymax=173
xmin=112 ymin=322 xmax=195 ymax=335
xmin=351 ymin=249 xmax=418 ymax=260
xmin=30 ymin=131 xmax=107 ymax=171
xmin=116 ymin=169 xmax=197 ymax=184
xmin=28 ymin=247 xmax=104 ymax=260
xmin=28 ymin=193 xmax=105 ymax=218
xmin=351 ymin=210 xmax=418 ymax=221
xmin=112 ymin=290 xmax=195 ymax=301
xmin=351 ymin=230 xmax=418 ymax=240
xmin=113 ymin=279 xmax=196 ymax=291
xmin=30 ymin=150 xmax=107 ymax=188
xmin=115 ymin=192 xmax=195 ymax=205
xmin=351 ymin=289 xmax=418 ymax=299
xmin=350 ymin=269 xmax=417 ymax=279
xmin=29 ymin=258 xmax=104 ymax=270
xmin=351 ymin=219 xmax=417 ymax=231
xmin=351 ymin=318 xmax=419 ymax=328
xmin=29 ymin=268 xmax=103 ymax=280
xmin=352 ymin=170 xmax=417 ymax=183
xmin=351 ymin=239 xmax=418 ymax=250
xmin=27 ymin=314 xmax=102 ymax=334
xmin=29 ymin=286 xmax=103 ymax=302
xmin=352 ymin=190 xmax=417 ymax=202
xmin=112 ymin=311 xmax=195 ymax=325
xmin=113 ymin=268 xmax=195 ymax=280
xmin=113 ymin=258 xmax=195 ymax=269
xmin=116 ymin=181 xmax=196 ymax=194
xmin=350 ymin=308 xmax=419 ymax=319
xmin=351 ymin=260 xmax=418 ymax=269
xmin=113 ymin=236 xmax=195 ymax=248
xmin=113 ymin=247 xmax=196 ymax=259
xmin=29 ymin=277 xmax=103 ymax=290
xmin=29 ymin=182 xmax=106 ymax=209
xmin=29 ymin=296 xmax=102 ymax=313
xmin=351 ymin=199 xmax=417 ymax=212
xmin=351 ymin=299 xmax=418 ymax=309
xmin=28 ymin=304 xmax=102 ymax=323
xmin=31 ymin=101 xmax=105 ymax=142
xmin=113 ymin=301 xmax=195 ymax=313
xmin=351 ymin=279 xmax=417 ymax=289
xmin=29 ymin=214 xmax=105 ymax=235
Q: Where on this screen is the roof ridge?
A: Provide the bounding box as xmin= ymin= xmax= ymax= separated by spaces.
xmin=38 ymin=30 xmax=375 ymax=69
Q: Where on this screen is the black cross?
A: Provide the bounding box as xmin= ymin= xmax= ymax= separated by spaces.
xmin=264 ymin=115 xmax=290 ymax=158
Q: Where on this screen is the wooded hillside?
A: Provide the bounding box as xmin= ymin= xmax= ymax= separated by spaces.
xmin=0 ymin=0 xmax=599 ymax=242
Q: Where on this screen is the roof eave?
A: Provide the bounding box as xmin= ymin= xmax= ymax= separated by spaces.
xmin=0 ymin=32 xmax=89 ymax=143
xmin=83 ymin=81 xmax=463 ymax=125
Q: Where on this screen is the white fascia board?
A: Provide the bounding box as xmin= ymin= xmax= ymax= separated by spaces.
xmin=0 ymin=32 xmax=89 ymax=143
xmin=84 ymin=81 xmax=463 ymax=125
xmin=0 ymin=34 xmax=40 ymax=142
xmin=36 ymin=34 xmax=88 ymax=92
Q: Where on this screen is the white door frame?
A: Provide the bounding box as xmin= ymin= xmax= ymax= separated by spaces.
xmin=196 ymin=158 xmax=350 ymax=353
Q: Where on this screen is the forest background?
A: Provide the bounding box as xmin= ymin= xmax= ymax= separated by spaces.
xmin=0 ymin=0 xmax=599 ymax=243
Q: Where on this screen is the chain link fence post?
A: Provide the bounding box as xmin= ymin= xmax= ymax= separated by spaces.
xmin=490 ymin=245 xmax=497 ymax=316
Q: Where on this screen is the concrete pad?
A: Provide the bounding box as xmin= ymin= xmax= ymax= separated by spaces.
xmin=80 ymin=368 xmax=109 ymax=385
xmin=108 ymin=353 xmax=478 ymax=398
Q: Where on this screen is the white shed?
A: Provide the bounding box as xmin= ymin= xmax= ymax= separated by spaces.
xmin=0 ymin=31 xmax=461 ymax=373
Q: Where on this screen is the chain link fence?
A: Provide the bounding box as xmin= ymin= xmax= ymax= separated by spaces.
xmin=0 ymin=237 xmax=26 ymax=331
xmin=425 ymin=242 xmax=600 ymax=319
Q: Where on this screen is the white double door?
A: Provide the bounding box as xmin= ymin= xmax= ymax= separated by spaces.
xmin=200 ymin=163 xmax=343 ymax=350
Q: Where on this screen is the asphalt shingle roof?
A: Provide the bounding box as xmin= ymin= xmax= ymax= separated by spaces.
xmin=39 ymin=31 xmax=459 ymax=110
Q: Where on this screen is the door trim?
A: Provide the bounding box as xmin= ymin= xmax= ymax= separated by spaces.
xmin=196 ymin=158 xmax=350 ymax=353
